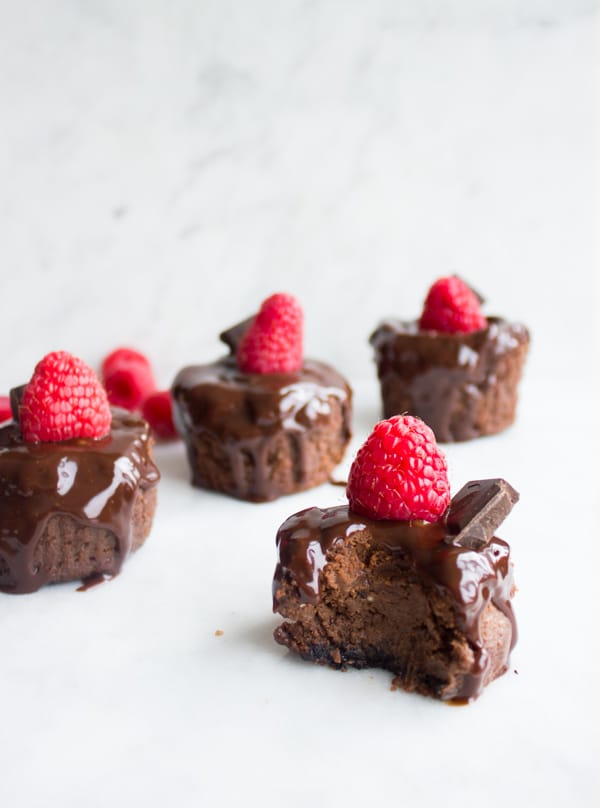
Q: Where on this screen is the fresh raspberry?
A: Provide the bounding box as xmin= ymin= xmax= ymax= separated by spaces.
xmin=142 ymin=390 xmax=178 ymax=441
xmin=101 ymin=347 xmax=155 ymax=411
xmin=0 ymin=396 xmax=11 ymax=423
xmin=236 ymin=293 xmax=303 ymax=374
xmin=20 ymin=351 xmax=112 ymax=443
xmin=347 ymin=415 xmax=450 ymax=522
xmin=419 ymin=275 xmax=487 ymax=334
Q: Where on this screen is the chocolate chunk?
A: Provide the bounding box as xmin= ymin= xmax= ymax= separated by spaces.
xmin=446 ymin=479 xmax=519 ymax=550
xmin=219 ymin=317 xmax=254 ymax=354
xmin=9 ymin=385 xmax=26 ymax=422
xmin=455 ymin=275 xmax=485 ymax=305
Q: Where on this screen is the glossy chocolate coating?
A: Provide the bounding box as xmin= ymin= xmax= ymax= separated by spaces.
xmin=172 ymin=325 xmax=352 ymax=501
xmin=273 ymin=479 xmax=517 ymax=700
xmin=370 ymin=317 xmax=530 ymax=442
xmin=0 ymin=409 xmax=159 ymax=594
xmin=173 ymin=356 xmax=351 ymax=501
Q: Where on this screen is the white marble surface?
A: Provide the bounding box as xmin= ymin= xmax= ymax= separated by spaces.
xmin=1 ymin=2 xmax=599 ymax=807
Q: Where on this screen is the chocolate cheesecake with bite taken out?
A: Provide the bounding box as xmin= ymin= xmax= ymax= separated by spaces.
xmin=273 ymin=415 xmax=518 ymax=702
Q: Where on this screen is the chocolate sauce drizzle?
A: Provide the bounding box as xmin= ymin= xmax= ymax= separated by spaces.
xmin=0 ymin=409 xmax=159 ymax=594
xmin=273 ymin=479 xmax=518 ymax=701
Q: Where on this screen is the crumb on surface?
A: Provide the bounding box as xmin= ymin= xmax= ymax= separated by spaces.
xmin=328 ymin=477 xmax=348 ymax=487
xmin=214 ymin=629 xmax=224 ymax=637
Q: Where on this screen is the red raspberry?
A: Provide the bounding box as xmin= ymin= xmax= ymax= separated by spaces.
xmin=20 ymin=351 xmax=112 ymax=443
xmin=419 ymin=275 xmax=486 ymax=334
xmin=101 ymin=347 xmax=155 ymax=411
xmin=347 ymin=415 xmax=450 ymax=522
xmin=142 ymin=390 xmax=178 ymax=441
xmin=236 ymin=293 xmax=303 ymax=374
xmin=0 ymin=395 xmax=11 ymax=423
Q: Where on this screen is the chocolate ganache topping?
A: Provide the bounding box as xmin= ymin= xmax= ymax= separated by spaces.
xmin=273 ymin=479 xmax=517 ymax=700
xmin=0 ymin=408 xmax=159 ymax=594
xmin=370 ymin=317 xmax=530 ymax=441
xmin=172 ymin=320 xmax=352 ymax=502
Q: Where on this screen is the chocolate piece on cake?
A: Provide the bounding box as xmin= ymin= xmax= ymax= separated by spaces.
xmin=273 ymin=478 xmax=518 ymax=702
xmin=370 ymin=317 xmax=529 ymax=442
xmin=172 ymin=317 xmax=352 ymax=503
xmin=446 ymin=478 xmax=519 ymax=550
xmin=0 ymin=408 xmax=159 ymax=594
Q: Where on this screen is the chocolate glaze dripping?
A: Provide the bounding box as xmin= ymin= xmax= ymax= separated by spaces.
xmin=0 ymin=409 xmax=159 ymax=594
xmin=370 ymin=317 xmax=530 ymax=442
xmin=172 ymin=319 xmax=352 ymax=502
xmin=273 ymin=478 xmax=518 ymax=701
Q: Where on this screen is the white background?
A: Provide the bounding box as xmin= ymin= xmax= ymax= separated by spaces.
xmin=1 ymin=2 xmax=599 ymax=806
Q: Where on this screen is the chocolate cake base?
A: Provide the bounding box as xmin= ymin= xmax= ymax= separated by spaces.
xmin=172 ymin=358 xmax=352 ymax=502
xmin=370 ymin=317 xmax=529 ymax=442
xmin=273 ymin=495 xmax=516 ymax=702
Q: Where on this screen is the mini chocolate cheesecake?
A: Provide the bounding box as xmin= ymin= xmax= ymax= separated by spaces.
xmin=371 ymin=317 xmax=529 ymax=442
xmin=172 ymin=319 xmax=352 ymax=502
xmin=273 ymin=479 xmax=518 ymax=702
xmin=0 ymin=408 xmax=159 ymax=594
